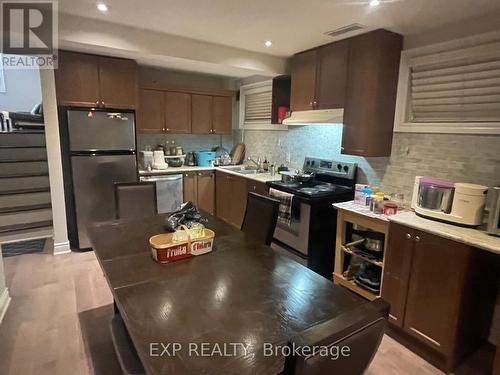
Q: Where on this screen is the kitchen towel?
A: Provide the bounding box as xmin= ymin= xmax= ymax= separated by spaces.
xmin=269 ymin=188 xmax=293 ymax=227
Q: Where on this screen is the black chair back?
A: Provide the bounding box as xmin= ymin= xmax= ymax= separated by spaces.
xmin=241 ymin=192 xmax=280 ymax=245
xmin=282 ymin=298 xmax=389 ymax=375
xmin=114 ymin=182 xmax=157 ymax=220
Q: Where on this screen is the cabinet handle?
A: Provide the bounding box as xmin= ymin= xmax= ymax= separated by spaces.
xmin=309 ymin=101 xmax=313 ymax=106
xmin=101 ymin=101 xmax=105 ymax=107
xmin=162 ymin=127 xmax=166 ymax=132
xmin=95 ymin=100 xmax=99 ymax=107
xmin=415 ymin=235 xmax=421 ymax=243
xmin=166 ymin=128 xmax=170 ymax=132
xmin=406 ymin=233 xmax=412 ymax=240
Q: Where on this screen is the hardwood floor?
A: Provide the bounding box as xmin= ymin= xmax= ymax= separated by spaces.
xmin=0 ymin=245 xmax=492 ymax=374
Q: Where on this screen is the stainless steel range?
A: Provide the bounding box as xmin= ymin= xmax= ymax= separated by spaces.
xmin=267 ymin=157 xmax=357 ymax=279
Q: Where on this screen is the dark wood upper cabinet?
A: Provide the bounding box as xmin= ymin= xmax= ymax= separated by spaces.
xmin=315 ymin=40 xmax=349 ymax=109
xmin=137 ymin=89 xmax=164 ymax=133
xmin=290 ymin=50 xmax=317 ymax=111
xmin=55 ymin=51 xmax=100 ymax=107
xmin=164 ymin=92 xmax=191 ymax=133
xmin=289 ymin=29 xmax=402 ymax=156
xmin=342 ymin=30 xmax=403 ymax=156
xmin=212 ymin=96 xmax=232 ymax=135
xmin=98 ymin=56 xmax=137 ymax=110
xmin=191 ymin=94 xmax=213 ymax=134
xmin=55 ymin=51 xmax=138 ymax=109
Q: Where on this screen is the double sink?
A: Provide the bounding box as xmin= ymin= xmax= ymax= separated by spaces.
xmin=218 ymin=165 xmax=265 ymax=175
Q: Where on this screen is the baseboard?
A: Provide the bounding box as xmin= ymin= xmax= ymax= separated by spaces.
xmin=0 ymin=287 xmax=11 ymax=325
xmin=53 ymin=240 xmax=71 ymax=255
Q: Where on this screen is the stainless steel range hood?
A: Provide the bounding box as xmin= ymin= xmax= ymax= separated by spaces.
xmin=282 ymin=108 xmax=344 ymax=125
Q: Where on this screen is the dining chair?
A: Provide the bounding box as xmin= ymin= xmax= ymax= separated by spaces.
xmin=114 ymin=181 xmax=157 ymax=220
xmin=281 ymin=298 xmax=389 ymax=375
xmin=241 ymin=192 xmax=280 ymax=245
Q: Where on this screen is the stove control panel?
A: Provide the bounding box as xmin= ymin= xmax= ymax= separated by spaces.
xmin=303 ymin=157 xmax=357 ymax=180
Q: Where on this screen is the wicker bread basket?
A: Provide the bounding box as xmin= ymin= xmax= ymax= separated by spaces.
xmin=149 ymin=225 xmax=215 ymax=264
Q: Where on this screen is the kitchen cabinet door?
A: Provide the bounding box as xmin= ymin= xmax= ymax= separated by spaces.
xmin=191 ymin=94 xmax=212 ymax=134
xmin=290 ymin=50 xmax=317 ymax=111
xmin=197 ymin=171 xmax=215 ymax=215
xmin=381 ymin=223 xmax=415 ymax=327
xmin=137 ymin=89 xmax=164 ymax=133
xmin=183 ymin=172 xmax=197 ymax=204
xmin=55 ymin=51 xmax=100 ymax=107
xmin=212 ymin=96 xmax=232 ymax=135
xmin=231 ymin=176 xmax=248 ymax=228
xmin=342 ymin=30 xmax=402 ymax=156
xmin=98 ymin=56 xmax=138 ymax=109
xmin=403 ymin=231 xmax=472 ymax=354
xmin=315 ymin=40 xmax=349 ymax=109
xmin=216 ymin=171 xmax=232 ymax=223
xmin=246 ymin=179 xmax=268 ymax=197
xmin=164 ymin=92 xmax=192 ymax=133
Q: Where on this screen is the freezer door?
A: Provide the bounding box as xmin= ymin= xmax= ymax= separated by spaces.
xmin=68 ymin=110 xmax=135 ymax=151
xmin=71 ymin=154 xmax=137 ymax=249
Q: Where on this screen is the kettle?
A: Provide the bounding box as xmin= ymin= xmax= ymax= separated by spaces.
xmin=186 ymin=152 xmax=196 ymax=166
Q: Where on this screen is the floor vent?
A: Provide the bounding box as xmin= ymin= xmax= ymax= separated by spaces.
xmin=325 ymin=23 xmax=365 ymax=38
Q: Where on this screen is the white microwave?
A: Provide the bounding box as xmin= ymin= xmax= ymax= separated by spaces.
xmin=487 ymin=187 xmax=500 ymax=236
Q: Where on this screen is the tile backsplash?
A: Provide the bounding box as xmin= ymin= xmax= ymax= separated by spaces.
xmin=137 ymin=134 xmax=234 ymax=154
xmin=237 ymin=125 xmax=500 ymax=201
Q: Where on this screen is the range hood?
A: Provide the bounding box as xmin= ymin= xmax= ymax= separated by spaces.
xmin=282 ymin=108 xmax=344 ymax=125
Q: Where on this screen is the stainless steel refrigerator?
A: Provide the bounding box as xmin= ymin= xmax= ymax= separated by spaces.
xmin=66 ymin=109 xmax=137 ymax=250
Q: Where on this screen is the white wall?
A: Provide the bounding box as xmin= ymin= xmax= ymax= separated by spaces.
xmin=0 ymin=55 xmax=42 ymax=112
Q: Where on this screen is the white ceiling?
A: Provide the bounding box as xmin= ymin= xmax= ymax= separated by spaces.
xmin=59 ymin=0 xmax=500 ymax=57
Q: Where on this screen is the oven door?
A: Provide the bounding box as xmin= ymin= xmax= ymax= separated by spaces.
xmin=273 ymin=200 xmax=311 ymax=255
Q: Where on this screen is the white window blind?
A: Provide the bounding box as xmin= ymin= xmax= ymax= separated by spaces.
xmin=410 ymin=56 xmax=500 ymax=122
xmin=244 ymin=89 xmax=272 ymax=123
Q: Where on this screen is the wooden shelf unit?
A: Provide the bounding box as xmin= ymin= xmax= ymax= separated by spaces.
xmin=333 ymin=205 xmax=390 ymax=300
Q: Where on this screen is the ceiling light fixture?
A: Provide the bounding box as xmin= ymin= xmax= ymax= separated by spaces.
xmin=97 ymin=3 xmax=108 ymax=12
xmin=264 ymin=40 xmax=273 ymax=48
xmin=369 ymin=0 xmax=380 ymax=6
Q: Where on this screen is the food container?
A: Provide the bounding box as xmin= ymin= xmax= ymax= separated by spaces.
xmin=195 ymin=150 xmax=216 ymax=167
xmin=383 ymin=202 xmax=398 ymax=216
xmin=149 ymin=225 xmax=215 ymax=264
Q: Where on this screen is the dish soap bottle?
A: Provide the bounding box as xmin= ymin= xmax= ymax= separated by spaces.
xmin=262 ymin=156 xmax=269 ymax=172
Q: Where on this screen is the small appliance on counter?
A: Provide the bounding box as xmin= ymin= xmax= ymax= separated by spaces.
xmin=139 ymin=150 xmax=154 ymax=171
xmin=195 ymin=150 xmax=216 ymax=167
xmin=153 ymin=150 xmax=169 ymax=170
xmin=486 ymin=187 xmax=500 ymax=236
xmin=411 ymin=176 xmax=488 ymax=227
xmin=185 ymin=152 xmax=197 ymax=166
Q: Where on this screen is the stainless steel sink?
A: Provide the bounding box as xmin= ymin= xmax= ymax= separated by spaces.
xmin=218 ymin=165 xmax=264 ymax=174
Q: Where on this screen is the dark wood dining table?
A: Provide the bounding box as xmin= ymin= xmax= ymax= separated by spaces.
xmin=88 ymin=213 xmax=365 ymax=375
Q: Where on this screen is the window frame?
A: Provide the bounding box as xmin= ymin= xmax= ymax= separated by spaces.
xmin=238 ymin=80 xmax=288 ymax=130
xmin=394 ymin=30 xmax=500 ymax=134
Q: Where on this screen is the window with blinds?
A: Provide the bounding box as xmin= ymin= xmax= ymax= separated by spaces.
xmin=409 ymin=56 xmax=500 ymax=123
xmin=244 ymin=89 xmax=272 ymax=124
xmin=394 ymin=30 xmax=500 ymax=134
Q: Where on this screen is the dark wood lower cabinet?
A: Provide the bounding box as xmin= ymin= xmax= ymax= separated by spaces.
xmin=382 ymin=222 xmax=500 ymax=373
xmin=183 ymin=171 xmax=215 ymax=215
xmin=215 ymin=172 xmax=264 ymax=228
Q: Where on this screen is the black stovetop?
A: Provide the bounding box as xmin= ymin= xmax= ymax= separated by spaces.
xmin=267 ymin=179 xmax=353 ymax=200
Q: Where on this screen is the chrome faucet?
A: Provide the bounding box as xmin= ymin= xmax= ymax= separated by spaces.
xmin=247 ymin=156 xmax=262 ymax=169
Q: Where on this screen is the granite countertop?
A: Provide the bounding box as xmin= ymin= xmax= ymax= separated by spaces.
xmin=139 ymin=166 xmax=214 ymax=174
xmin=333 ymin=200 xmax=392 ymax=222
xmin=139 ymin=166 xmax=281 ymax=184
xmin=389 ymin=211 xmax=500 ymax=255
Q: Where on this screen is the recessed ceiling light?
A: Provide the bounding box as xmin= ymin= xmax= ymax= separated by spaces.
xmin=264 ymin=40 xmax=273 ymax=48
xmin=97 ymin=3 xmax=108 ymax=12
xmin=369 ymin=0 xmax=380 ymax=6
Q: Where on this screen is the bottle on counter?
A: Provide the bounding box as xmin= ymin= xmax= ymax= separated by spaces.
xmin=262 ymin=157 xmax=269 ymax=172
xmin=164 ymin=141 xmax=171 ymax=156
xmin=362 ymin=186 xmax=373 ymax=206
xmin=170 ymin=141 xmax=177 ymax=156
